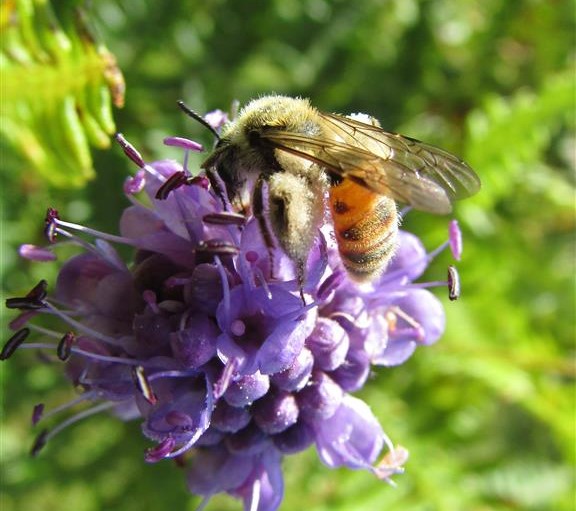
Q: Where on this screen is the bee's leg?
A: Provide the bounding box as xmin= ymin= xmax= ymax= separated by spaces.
xmin=253 ymin=175 xmax=277 ymax=278
xmin=296 ymin=261 xmax=306 ymax=305
xmin=206 ymin=168 xmax=231 ymax=211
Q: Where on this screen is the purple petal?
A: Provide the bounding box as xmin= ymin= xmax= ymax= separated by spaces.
xmin=170 ymin=314 xmax=218 ymax=368
xmin=186 ymin=446 xmax=255 ymax=495
xmin=305 ymin=317 xmax=350 ymax=371
xmin=392 ymin=289 xmax=445 ymax=345
xmin=253 ymin=390 xmax=299 ymax=434
xmin=383 ymin=231 xmax=428 ymax=283
xmin=329 ymin=348 xmax=371 ymax=392
xmin=271 ymin=347 xmax=313 ymax=392
xmin=226 ymin=423 xmax=270 ymax=456
xmin=257 ymin=317 xmax=308 ymax=375
xmin=273 ymin=421 xmax=315 ymax=454
xmin=124 ymin=170 xmax=146 ymax=195
xmin=297 ymin=371 xmax=343 ymax=421
xmin=224 ymin=372 xmax=270 ymax=407
xmin=211 ymin=401 xmax=251 ymax=433
xmin=204 ymin=109 xmax=228 ymax=130
xmin=234 ymin=449 xmax=284 ymax=511
xmin=314 ymin=395 xmax=384 ymax=469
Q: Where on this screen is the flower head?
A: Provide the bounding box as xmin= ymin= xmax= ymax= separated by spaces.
xmin=5 ymin=123 xmax=464 ymax=511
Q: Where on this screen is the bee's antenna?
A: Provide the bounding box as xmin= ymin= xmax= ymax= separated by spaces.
xmin=177 ymin=100 xmax=221 ymax=141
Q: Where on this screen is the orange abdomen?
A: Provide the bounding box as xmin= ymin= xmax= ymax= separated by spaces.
xmin=329 ymin=178 xmax=398 ymax=281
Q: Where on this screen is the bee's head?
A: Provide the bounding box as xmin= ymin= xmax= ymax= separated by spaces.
xmin=201 ymin=137 xmax=246 ymax=201
xmin=201 ymin=95 xmax=318 ymax=201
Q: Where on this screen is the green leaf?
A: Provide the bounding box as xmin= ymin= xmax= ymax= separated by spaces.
xmin=0 ymin=0 xmax=124 ymax=188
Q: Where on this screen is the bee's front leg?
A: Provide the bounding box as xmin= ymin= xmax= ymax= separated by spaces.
xmin=253 ymin=175 xmax=278 ymax=279
xmin=206 ymin=167 xmax=231 ymax=211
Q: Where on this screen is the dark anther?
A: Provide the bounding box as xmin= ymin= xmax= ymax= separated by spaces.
xmin=155 ymin=171 xmax=192 ymax=200
xmin=26 ymin=280 xmax=48 ymax=301
xmin=131 ymin=365 xmax=158 ymax=405
xmin=57 ymin=331 xmax=76 ymax=361
xmin=30 ymin=428 xmax=49 ymax=457
xmin=5 ymin=280 xmax=48 ymax=310
xmin=447 ymin=265 xmax=460 ymax=301
xmin=196 ymin=239 xmax=240 ymax=256
xmin=202 ymin=212 xmax=246 ymax=226
xmin=114 ymin=132 xmax=145 ymax=168
xmin=5 ymin=296 xmax=45 ymax=310
xmin=44 ymin=208 xmax=60 ymax=243
xmin=32 ymin=403 xmax=45 ymax=426
xmin=0 ymin=328 xmax=30 ymax=360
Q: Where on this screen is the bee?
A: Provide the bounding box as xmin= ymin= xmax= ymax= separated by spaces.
xmin=200 ymin=95 xmax=480 ymax=282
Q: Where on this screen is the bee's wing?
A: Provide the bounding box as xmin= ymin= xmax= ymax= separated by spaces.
xmin=262 ymin=112 xmax=481 ymax=214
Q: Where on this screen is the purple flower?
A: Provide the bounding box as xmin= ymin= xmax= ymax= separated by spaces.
xmin=4 ymin=128 xmax=465 ymax=511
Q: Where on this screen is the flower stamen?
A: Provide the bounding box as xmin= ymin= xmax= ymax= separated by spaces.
xmin=132 ymin=365 xmax=158 ymax=405
xmin=202 ymin=212 xmax=246 ymax=226
xmin=386 ymin=306 xmax=425 ymax=342
xmin=41 ymin=301 xmax=119 ymax=346
xmin=0 ymin=328 xmax=31 ymax=360
xmin=115 ymin=132 xmax=145 ymax=168
xmin=196 ymin=239 xmax=240 ymax=256
xmin=155 ymin=171 xmax=192 ymax=200
xmin=5 ymin=296 xmax=45 ymax=310
xmin=31 ymin=404 xmax=45 ymax=426
xmin=56 ymin=332 xmax=76 ymax=361
xmin=447 ymin=265 xmax=460 ymax=301
xmin=449 ymin=220 xmax=463 ymax=261
xmin=145 ymin=437 xmax=176 ymax=463
xmin=31 ymin=401 xmax=117 ymax=456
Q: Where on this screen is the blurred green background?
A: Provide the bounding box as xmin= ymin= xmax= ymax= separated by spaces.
xmin=1 ymin=1 xmax=574 ymax=510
